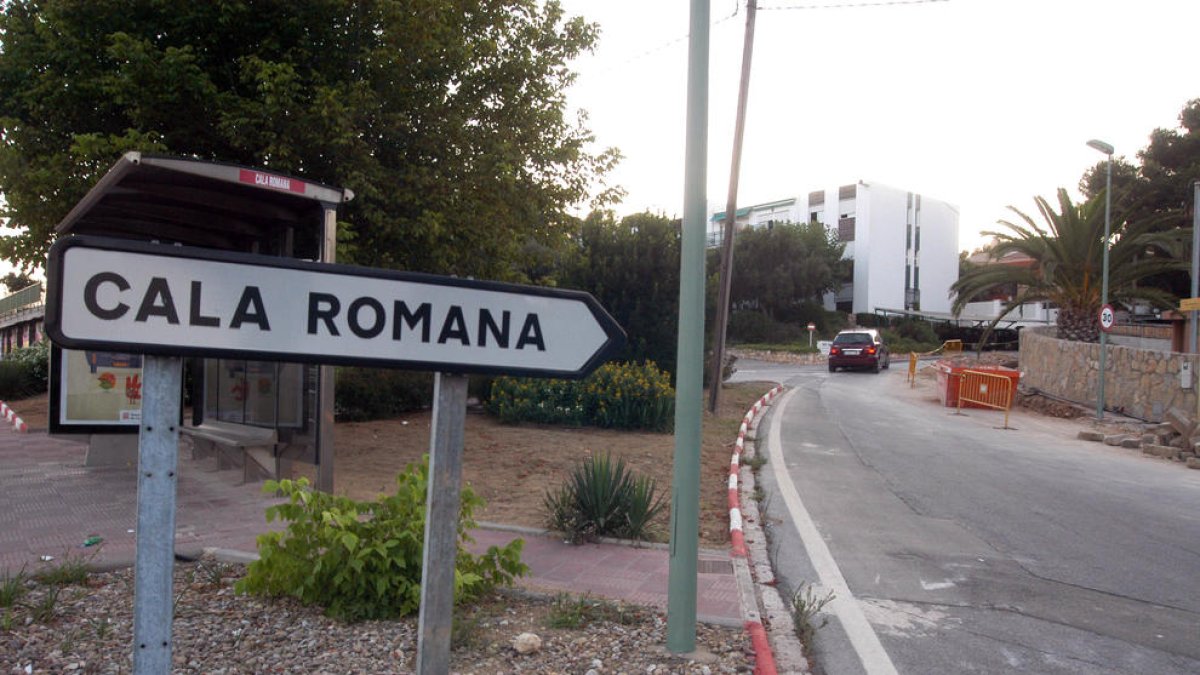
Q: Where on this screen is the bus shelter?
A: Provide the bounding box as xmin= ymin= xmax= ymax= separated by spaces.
xmin=51 ymin=152 xmax=352 ymax=490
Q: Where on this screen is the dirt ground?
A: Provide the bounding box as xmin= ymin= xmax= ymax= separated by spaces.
xmin=6 ymin=383 xmax=772 ymax=549
xmin=329 ymin=383 xmax=770 ymax=548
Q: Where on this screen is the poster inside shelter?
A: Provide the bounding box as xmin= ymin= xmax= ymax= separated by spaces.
xmin=60 ymin=349 xmax=143 ymax=425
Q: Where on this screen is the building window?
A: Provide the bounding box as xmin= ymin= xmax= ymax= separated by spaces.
xmin=810 ymin=211 xmax=821 ymax=224
xmin=838 ymin=216 xmax=855 ymax=242
xmin=915 ymin=226 xmax=921 ymax=252
xmin=808 ymin=190 xmax=825 ymax=206
xmin=838 ymin=184 xmax=856 ymax=200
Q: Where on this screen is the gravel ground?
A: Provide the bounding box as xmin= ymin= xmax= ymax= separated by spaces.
xmin=3 ymin=558 xmax=753 ymax=674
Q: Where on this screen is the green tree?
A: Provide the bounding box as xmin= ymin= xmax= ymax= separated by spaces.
xmin=0 ymin=272 xmax=34 ymax=294
xmin=951 ymin=189 xmax=1188 ymax=342
xmin=561 ymin=211 xmax=682 ymax=374
xmin=0 ymin=0 xmax=619 ymax=277
xmin=729 ymin=221 xmax=846 ymax=322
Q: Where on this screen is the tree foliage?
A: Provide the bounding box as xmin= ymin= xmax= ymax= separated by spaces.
xmin=951 ymin=189 xmax=1188 ymax=342
xmin=1078 ymin=98 xmax=1200 ymax=297
xmin=0 ymin=0 xmax=620 ymax=276
xmin=560 ymin=211 xmax=682 ymax=375
xmin=729 ymin=221 xmax=846 ymax=321
xmin=0 ymin=272 xmax=34 ymax=294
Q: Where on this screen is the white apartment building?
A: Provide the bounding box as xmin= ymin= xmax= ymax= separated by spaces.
xmin=708 ymin=180 xmax=959 ymax=314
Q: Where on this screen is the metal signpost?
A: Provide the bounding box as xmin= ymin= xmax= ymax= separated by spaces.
xmin=45 ymin=236 xmax=625 ymax=673
xmin=807 ymin=322 xmax=816 ymax=347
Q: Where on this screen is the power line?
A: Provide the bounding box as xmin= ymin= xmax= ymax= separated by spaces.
xmin=759 ymin=0 xmax=949 ymax=10
xmin=589 ymin=4 xmax=742 ymax=75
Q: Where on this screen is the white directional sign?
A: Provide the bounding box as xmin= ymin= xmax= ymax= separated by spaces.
xmin=47 ymin=236 xmax=625 ymax=378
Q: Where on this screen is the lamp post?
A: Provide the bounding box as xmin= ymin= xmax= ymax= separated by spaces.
xmin=1087 ymin=138 xmax=1114 ymax=421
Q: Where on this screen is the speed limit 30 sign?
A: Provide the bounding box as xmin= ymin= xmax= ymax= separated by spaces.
xmin=1099 ymin=303 xmax=1115 ymax=333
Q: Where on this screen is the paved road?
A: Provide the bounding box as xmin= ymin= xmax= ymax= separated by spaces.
xmin=734 ymin=360 xmax=1200 ymax=675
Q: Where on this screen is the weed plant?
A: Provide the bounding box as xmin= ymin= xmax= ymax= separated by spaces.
xmin=29 ymin=585 xmax=60 ymax=623
xmin=0 ymin=567 xmax=28 ymax=607
xmin=545 ymin=593 xmax=641 ymax=629
xmin=544 ymin=452 xmax=666 ymax=543
xmin=34 ymin=551 xmax=93 ymax=586
xmin=237 ymin=457 xmax=528 ymax=622
xmin=792 ymin=581 xmax=835 ymax=654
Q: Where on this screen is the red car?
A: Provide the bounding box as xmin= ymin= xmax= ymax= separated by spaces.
xmin=828 ymin=329 xmax=890 ymax=373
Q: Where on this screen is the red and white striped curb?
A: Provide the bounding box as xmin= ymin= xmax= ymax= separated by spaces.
xmin=0 ymin=401 xmax=28 ymax=432
xmin=728 ymin=384 xmax=784 ymax=675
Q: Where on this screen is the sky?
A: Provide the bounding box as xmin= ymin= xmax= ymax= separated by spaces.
xmin=556 ymin=0 xmax=1200 ymax=252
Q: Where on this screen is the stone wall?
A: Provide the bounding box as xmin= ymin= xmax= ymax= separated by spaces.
xmin=1019 ymin=326 xmax=1200 ymax=422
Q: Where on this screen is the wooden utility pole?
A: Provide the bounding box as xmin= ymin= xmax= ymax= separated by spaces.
xmin=708 ymin=0 xmax=758 ymax=413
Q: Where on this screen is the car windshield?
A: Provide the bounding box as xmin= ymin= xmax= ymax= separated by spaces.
xmin=834 ymin=333 xmax=872 ymax=345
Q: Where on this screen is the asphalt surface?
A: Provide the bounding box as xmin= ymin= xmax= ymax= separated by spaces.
xmin=732 ymin=359 xmax=1200 ymax=675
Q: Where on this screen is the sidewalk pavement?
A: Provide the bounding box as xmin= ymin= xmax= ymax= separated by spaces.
xmin=0 ymin=427 xmax=739 ymax=626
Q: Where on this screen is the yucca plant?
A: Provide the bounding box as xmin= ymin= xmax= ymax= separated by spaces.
xmin=544 ymin=452 xmax=666 ymax=543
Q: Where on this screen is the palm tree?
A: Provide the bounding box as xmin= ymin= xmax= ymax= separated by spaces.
xmin=951 ymin=188 xmax=1189 ymax=342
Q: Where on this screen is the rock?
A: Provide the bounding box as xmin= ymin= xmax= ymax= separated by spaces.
xmin=1103 ymin=434 xmax=1129 ymax=446
xmin=1170 ymin=435 xmax=1189 ymax=449
xmin=1142 ymin=434 xmax=1158 ymax=445
xmin=1077 ymin=430 xmax=1105 ymax=442
xmin=512 ymin=632 xmax=542 ymax=655
xmin=1143 ymin=444 xmax=1179 ymax=460
xmin=1188 ymin=457 xmax=1200 ymax=469
xmin=1165 ymin=407 xmax=1196 ymax=438
xmin=1120 ymin=437 xmax=1142 ymax=449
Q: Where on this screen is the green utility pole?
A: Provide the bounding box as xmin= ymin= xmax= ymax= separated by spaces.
xmin=667 ymin=0 xmax=710 ymax=654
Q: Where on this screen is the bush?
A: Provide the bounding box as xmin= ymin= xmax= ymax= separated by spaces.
xmin=487 ymin=361 xmax=674 ymax=432
xmin=0 ymin=339 xmax=49 ymax=399
xmin=0 ymin=360 xmax=39 ymax=400
xmin=881 ymin=329 xmax=940 ymax=355
xmin=335 ymin=368 xmax=432 ymax=421
xmin=727 ymin=310 xmax=803 ymax=344
xmin=544 ymin=452 xmax=666 ymax=543
xmin=236 ymin=458 xmax=527 ymax=622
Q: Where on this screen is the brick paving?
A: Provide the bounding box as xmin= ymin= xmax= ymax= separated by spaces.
xmin=0 ymin=426 xmax=740 ymax=625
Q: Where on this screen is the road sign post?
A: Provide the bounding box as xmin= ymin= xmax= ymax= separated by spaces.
xmin=132 ymin=355 xmax=182 ymax=675
xmin=807 ymin=322 xmax=816 ymax=347
xmin=416 ymin=372 xmax=469 ymax=673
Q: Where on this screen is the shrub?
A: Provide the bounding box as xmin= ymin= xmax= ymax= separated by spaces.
xmin=487 ymin=361 xmax=673 ymax=432
xmin=335 ymin=368 xmax=432 ymax=421
xmin=0 ymin=360 xmax=39 ymax=400
xmin=543 ymin=452 xmax=666 ymax=543
xmin=728 ymin=310 xmax=804 ymax=344
xmin=580 ymin=361 xmax=673 ymax=431
xmin=0 ymin=339 xmax=49 ymax=398
xmin=236 ymin=458 xmax=527 ymax=622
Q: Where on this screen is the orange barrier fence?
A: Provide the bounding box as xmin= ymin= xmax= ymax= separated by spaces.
xmin=955 ymin=369 xmax=1015 ymax=428
xmin=908 ymin=340 xmax=965 ymax=388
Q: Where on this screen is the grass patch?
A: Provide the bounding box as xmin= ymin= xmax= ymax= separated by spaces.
xmin=1 ymin=567 xmax=29 ymax=607
xmin=29 ymin=585 xmax=61 ymax=623
xmin=34 ymin=551 xmax=93 ymax=587
xmin=545 ymin=593 xmax=643 ymax=629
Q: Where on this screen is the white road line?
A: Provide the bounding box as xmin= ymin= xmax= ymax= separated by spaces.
xmin=769 ymin=387 xmax=900 ymax=675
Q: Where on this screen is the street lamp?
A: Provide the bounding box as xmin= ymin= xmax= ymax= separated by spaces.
xmin=1088 ymin=139 xmax=1114 ymax=421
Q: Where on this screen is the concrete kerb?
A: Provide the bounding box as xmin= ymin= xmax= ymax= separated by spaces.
xmin=0 ymin=400 xmax=28 ymax=432
xmin=729 ymin=385 xmax=810 ymax=674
